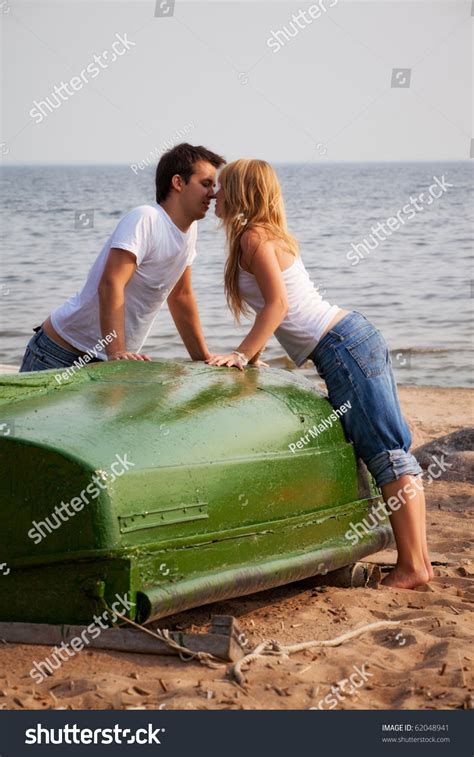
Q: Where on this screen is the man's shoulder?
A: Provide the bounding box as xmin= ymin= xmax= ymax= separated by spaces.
xmin=123 ymin=203 xmax=160 ymax=221
xmin=115 ymin=204 xmax=164 ymax=241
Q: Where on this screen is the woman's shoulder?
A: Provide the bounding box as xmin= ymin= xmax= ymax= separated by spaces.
xmin=240 ymin=225 xmax=270 ymax=251
xmin=240 ymin=226 xmax=275 ymax=270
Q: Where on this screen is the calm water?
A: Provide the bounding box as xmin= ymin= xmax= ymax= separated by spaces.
xmin=0 ymin=162 xmax=472 ymax=386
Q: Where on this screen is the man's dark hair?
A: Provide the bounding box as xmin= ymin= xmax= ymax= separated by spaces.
xmin=155 ymin=143 xmax=225 ymax=203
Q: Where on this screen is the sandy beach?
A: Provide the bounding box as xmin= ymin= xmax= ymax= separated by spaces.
xmin=0 ymin=384 xmax=472 ymax=712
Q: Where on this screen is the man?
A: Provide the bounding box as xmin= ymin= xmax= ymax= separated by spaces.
xmin=19 ymin=143 xmax=225 ymax=372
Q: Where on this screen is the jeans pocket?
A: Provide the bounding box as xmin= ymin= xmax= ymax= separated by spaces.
xmin=346 ymin=329 xmax=388 ymax=378
xmin=31 ymin=347 xmax=71 ymax=370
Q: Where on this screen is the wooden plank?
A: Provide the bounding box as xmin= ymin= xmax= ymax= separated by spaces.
xmin=0 ymin=616 xmax=246 ymax=662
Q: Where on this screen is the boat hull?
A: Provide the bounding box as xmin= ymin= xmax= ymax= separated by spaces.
xmin=0 ymin=361 xmax=391 ymax=624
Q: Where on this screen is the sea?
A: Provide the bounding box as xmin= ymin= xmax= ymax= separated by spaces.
xmin=0 ymin=161 xmax=472 ymax=387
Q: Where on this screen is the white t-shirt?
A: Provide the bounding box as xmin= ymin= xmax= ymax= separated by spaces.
xmin=51 ymin=203 xmax=197 ymax=357
xmin=239 ymin=256 xmax=340 ymax=366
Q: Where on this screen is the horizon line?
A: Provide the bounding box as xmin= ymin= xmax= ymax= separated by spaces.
xmin=1 ymin=159 xmax=472 ymax=167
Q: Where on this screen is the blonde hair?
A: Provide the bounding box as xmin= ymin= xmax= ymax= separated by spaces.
xmin=219 ymin=159 xmax=298 ymax=321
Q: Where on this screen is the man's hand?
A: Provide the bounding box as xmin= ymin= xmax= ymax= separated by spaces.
xmin=108 ymin=351 xmax=151 ymax=361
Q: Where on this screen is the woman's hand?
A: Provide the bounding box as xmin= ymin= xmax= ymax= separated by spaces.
xmin=206 ymin=353 xmax=246 ymax=371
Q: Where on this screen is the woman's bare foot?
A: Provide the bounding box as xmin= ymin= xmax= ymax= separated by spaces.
xmin=381 ymin=564 xmax=430 ymax=589
xmin=425 ymin=560 xmax=434 ymax=581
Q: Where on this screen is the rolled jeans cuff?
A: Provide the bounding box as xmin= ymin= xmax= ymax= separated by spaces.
xmin=367 ymin=448 xmax=423 ymax=488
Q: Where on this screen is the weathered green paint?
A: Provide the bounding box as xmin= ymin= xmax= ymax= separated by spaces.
xmin=0 ymin=361 xmax=391 ymax=625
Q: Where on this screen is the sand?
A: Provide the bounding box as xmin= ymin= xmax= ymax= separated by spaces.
xmin=0 ymin=385 xmax=472 ymax=711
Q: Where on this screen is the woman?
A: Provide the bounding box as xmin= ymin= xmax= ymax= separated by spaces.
xmin=207 ymin=159 xmax=432 ymax=589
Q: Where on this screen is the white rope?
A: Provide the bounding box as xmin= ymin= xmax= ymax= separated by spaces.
xmin=114 ymin=610 xmax=433 ymax=682
xmin=229 ymin=616 xmax=432 ymax=685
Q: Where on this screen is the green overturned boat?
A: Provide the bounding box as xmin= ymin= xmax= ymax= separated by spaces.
xmin=0 ymin=361 xmax=391 ymax=626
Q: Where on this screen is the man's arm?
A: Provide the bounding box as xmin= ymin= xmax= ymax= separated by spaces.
xmin=167 ymin=266 xmax=211 ymax=361
xmin=98 ymin=248 xmax=151 ymax=361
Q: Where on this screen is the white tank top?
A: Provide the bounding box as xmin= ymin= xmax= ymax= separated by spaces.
xmin=238 ymin=256 xmax=340 ymax=366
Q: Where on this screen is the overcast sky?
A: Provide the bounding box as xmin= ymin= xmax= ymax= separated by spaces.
xmin=1 ymin=0 xmax=472 ymax=164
